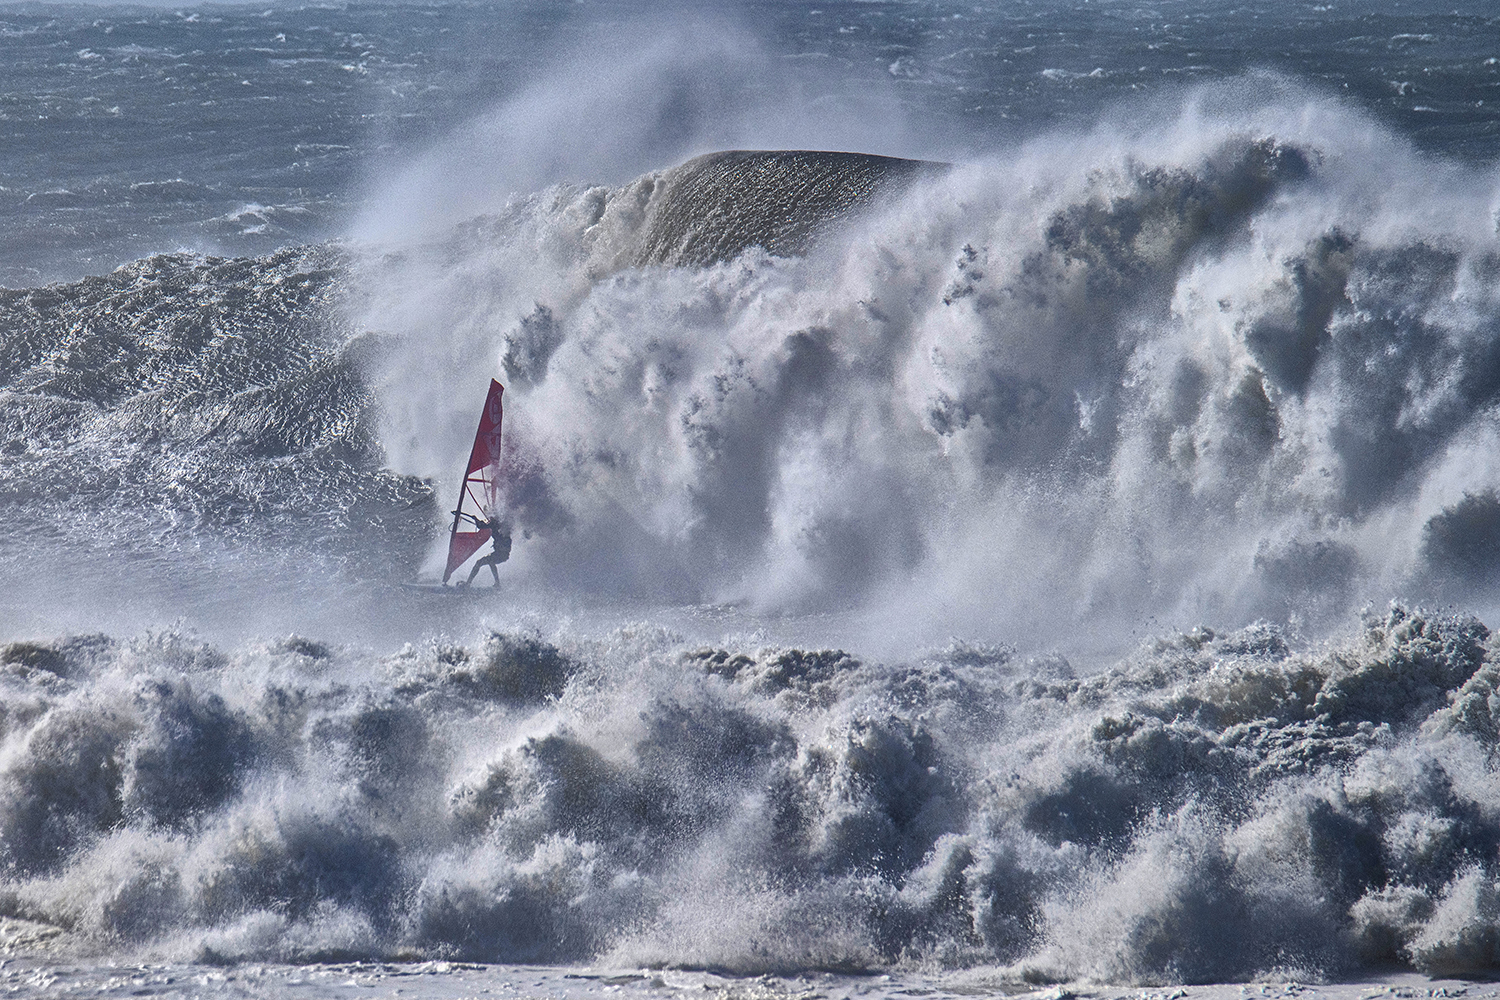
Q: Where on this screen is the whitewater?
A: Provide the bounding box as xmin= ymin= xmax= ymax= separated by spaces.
xmin=7 ymin=1 xmax=1500 ymax=996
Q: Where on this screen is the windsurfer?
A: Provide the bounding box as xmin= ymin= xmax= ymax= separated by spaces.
xmin=455 ymin=512 xmax=511 ymax=587
xmin=430 ymin=377 xmax=508 ymax=591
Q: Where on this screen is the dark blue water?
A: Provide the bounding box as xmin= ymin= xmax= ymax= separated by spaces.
xmin=3 ymin=0 xmax=1498 ymax=286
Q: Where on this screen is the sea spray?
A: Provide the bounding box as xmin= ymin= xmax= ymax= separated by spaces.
xmin=350 ymin=83 xmax=1500 ymax=638
xmin=9 ymin=86 xmax=1500 ymax=639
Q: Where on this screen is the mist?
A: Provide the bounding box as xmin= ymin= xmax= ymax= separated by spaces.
xmin=352 ymin=10 xmax=934 ymax=247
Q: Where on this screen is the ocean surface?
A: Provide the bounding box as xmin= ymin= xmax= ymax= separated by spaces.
xmin=6 ymin=0 xmax=1500 ymax=993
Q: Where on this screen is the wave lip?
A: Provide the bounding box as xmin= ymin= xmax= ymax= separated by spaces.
xmin=631 ymin=149 xmax=944 ymax=268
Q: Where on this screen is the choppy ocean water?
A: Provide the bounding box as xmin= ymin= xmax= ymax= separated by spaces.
xmin=8 ymin=0 xmax=1500 ymax=992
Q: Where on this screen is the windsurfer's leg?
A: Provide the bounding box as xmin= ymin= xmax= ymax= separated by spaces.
xmin=488 ymin=562 xmax=500 ymax=585
xmin=466 ymin=562 xmax=482 ymax=586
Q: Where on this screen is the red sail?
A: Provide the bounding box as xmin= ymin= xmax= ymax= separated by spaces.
xmin=443 ymin=379 xmax=505 ymax=582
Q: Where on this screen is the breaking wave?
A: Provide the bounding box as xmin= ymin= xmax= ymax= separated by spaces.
xmin=358 ymin=82 xmax=1500 ymax=639
xmin=3 ymin=607 xmax=1500 ymax=983
xmin=10 ymin=84 xmax=1500 ymax=640
xmin=9 ymin=78 xmax=1500 ymax=981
